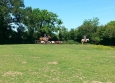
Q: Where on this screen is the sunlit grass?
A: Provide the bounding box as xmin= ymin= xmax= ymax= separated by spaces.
xmin=0 ymin=44 xmax=115 ymax=83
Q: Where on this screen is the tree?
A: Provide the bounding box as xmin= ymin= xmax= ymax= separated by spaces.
xmin=104 ymin=21 xmax=115 ymax=45
xmin=0 ymin=0 xmax=10 ymax=43
xmin=58 ymin=26 xmax=69 ymax=41
xmin=37 ymin=9 xmax=63 ymax=36
xmin=23 ymin=8 xmax=63 ymax=38
xmin=0 ymin=0 xmax=25 ymax=44
xmin=83 ymin=17 xmax=99 ymax=28
xmin=69 ymin=28 xmax=75 ymax=40
xmin=94 ymin=25 xmax=106 ymax=44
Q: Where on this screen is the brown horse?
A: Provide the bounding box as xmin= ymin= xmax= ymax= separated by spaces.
xmin=39 ymin=36 xmax=51 ymax=44
xmin=81 ymin=38 xmax=89 ymax=44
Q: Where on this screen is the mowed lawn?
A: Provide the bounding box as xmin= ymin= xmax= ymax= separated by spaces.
xmin=0 ymin=44 xmax=115 ymax=83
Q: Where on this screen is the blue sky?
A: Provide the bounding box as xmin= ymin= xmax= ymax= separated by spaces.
xmin=24 ymin=0 xmax=115 ymax=30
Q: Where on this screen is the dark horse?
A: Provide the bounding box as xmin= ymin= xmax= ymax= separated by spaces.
xmin=39 ymin=36 xmax=51 ymax=44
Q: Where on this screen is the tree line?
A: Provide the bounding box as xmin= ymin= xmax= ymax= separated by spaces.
xmin=69 ymin=18 xmax=115 ymax=45
xmin=0 ymin=0 xmax=115 ymax=45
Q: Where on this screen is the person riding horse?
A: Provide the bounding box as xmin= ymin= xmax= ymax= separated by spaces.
xmin=83 ymin=35 xmax=86 ymax=41
xmin=39 ymin=34 xmax=51 ymax=44
xmin=81 ymin=36 xmax=89 ymax=44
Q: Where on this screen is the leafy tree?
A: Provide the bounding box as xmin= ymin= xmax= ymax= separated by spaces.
xmin=96 ymin=25 xmax=106 ymax=39
xmin=0 ymin=0 xmax=8 ymax=43
xmin=37 ymin=9 xmax=63 ymax=36
xmin=0 ymin=0 xmax=25 ymax=44
xmin=83 ymin=17 xmax=99 ymax=28
xmin=69 ymin=28 xmax=75 ymax=40
xmin=58 ymin=26 xmax=69 ymax=41
xmin=104 ymin=21 xmax=115 ymax=45
xmin=106 ymin=21 xmax=115 ymax=26
xmin=23 ymin=8 xmax=63 ymax=39
xmin=94 ymin=25 xmax=106 ymax=44
xmin=22 ymin=7 xmax=35 ymax=42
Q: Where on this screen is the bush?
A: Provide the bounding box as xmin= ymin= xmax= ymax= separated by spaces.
xmin=63 ymin=40 xmax=79 ymax=44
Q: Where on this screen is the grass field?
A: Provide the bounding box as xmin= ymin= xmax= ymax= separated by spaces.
xmin=0 ymin=44 xmax=115 ymax=83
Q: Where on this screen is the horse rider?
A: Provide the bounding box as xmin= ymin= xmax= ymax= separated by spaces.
xmin=83 ymin=35 xmax=86 ymax=41
xmin=44 ymin=33 xmax=46 ymax=37
xmin=44 ymin=33 xmax=48 ymax=44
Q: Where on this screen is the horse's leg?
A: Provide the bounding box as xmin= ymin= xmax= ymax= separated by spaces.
xmin=86 ymin=42 xmax=87 ymax=45
xmin=45 ymin=40 xmax=47 ymax=44
xmin=44 ymin=41 xmax=46 ymax=44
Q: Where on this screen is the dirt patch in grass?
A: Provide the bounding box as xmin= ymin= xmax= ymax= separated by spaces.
xmin=47 ymin=61 xmax=58 ymax=65
xmin=83 ymin=80 xmax=112 ymax=83
xmin=31 ymin=57 xmax=40 ymax=59
xmin=2 ymin=71 xmax=23 ymax=77
xmin=90 ymin=81 xmax=112 ymax=83
xmin=22 ymin=61 xmax=27 ymax=64
xmin=4 ymin=55 xmax=23 ymax=56
xmin=90 ymin=81 xmax=103 ymax=83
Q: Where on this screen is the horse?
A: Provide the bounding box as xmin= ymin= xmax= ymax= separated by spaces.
xmin=55 ymin=41 xmax=63 ymax=44
xmin=39 ymin=36 xmax=51 ymax=44
xmin=81 ymin=38 xmax=89 ymax=45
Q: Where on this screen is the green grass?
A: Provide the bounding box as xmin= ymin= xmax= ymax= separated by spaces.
xmin=0 ymin=44 xmax=115 ymax=83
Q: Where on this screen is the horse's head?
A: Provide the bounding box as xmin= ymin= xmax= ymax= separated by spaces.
xmin=48 ymin=36 xmax=51 ymax=39
xmin=86 ymin=39 xmax=89 ymax=41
